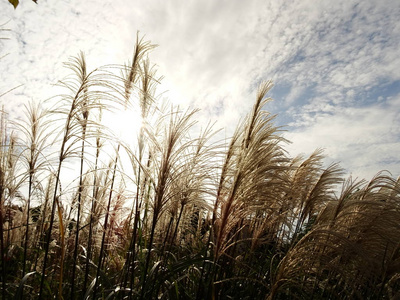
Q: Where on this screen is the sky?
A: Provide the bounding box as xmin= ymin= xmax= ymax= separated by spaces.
xmin=0 ymin=0 xmax=399 ymax=182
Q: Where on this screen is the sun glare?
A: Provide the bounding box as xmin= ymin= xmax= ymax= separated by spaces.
xmin=103 ymin=106 xmax=143 ymax=146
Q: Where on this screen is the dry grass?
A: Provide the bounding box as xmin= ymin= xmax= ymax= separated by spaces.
xmin=0 ymin=36 xmax=398 ymax=299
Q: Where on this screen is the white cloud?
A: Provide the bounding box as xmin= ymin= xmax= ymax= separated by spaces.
xmin=284 ymin=95 xmax=400 ymax=180
xmin=0 ymin=0 xmax=399 ymax=180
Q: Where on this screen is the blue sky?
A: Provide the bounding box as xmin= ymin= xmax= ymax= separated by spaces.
xmin=0 ymin=0 xmax=399 ymax=181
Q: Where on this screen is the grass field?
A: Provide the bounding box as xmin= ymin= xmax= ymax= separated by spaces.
xmin=0 ymin=36 xmax=399 ymax=299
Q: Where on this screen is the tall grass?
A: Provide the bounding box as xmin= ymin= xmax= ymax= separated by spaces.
xmin=0 ymin=36 xmax=399 ymax=299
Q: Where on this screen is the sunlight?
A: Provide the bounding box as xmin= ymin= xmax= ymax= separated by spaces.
xmin=103 ymin=105 xmax=143 ymax=146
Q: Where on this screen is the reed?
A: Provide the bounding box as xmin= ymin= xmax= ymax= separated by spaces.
xmin=0 ymin=35 xmax=398 ymax=299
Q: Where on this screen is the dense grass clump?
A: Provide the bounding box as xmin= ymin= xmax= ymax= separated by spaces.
xmin=0 ymin=36 xmax=399 ymax=299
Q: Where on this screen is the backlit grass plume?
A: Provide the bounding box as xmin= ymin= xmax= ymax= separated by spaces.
xmin=0 ymin=35 xmax=398 ymax=299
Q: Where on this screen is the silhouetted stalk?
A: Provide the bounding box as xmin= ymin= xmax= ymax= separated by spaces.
xmin=16 ymin=101 xmax=51 ymax=298
xmin=196 ymin=131 xmax=237 ymax=299
xmin=169 ymin=202 xmax=185 ymax=249
xmin=195 ymin=224 xmax=213 ymax=300
xmin=139 ymin=207 xmax=158 ymax=300
xmin=22 ymin=172 xmax=33 ymax=276
xmin=32 ymin=175 xmax=53 ymax=272
xmin=161 ymin=215 xmax=174 ymax=254
xmin=39 ymin=53 xmax=94 ymax=299
xmin=38 ymin=159 xmax=63 ymax=299
xmin=151 ymin=201 xmax=186 ymax=298
xmin=126 ymin=152 xmax=152 ymax=296
xmin=56 ymin=196 xmax=66 ymax=299
xmin=70 ymin=91 xmax=89 ymax=299
xmin=21 ymin=104 xmax=40 ymax=276
xmin=0 ymin=195 xmax=5 ymax=300
xmin=70 ymin=131 xmax=86 ymax=298
xmin=377 ymin=242 xmax=390 ymax=299
xmin=139 ymin=110 xmax=189 ymax=300
xmin=122 ymin=140 xmax=144 ymax=293
xmin=92 ymin=144 xmax=120 ymax=300
xmin=82 ymin=129 xmax=102 ymax=295
xmin=0 ymin=173 xmax=5 ymax=300
xmin=0 ymin=110 xmax=9 ymax=300
xmin=119 ymin=37 xmax=156 ymax=294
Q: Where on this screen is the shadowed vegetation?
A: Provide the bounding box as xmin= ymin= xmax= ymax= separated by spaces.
xmin=0 ymin=36 xmax=399 ymax=299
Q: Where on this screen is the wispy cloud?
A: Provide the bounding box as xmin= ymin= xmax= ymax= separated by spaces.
xmin=284 ymin=95 xmax=400 ymax=179
xmin=0 ymin=0 xmax=399 ymax=180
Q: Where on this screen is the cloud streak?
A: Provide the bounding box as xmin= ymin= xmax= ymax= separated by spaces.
xmin=0 ymin=0 xmax=399 ymax=181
